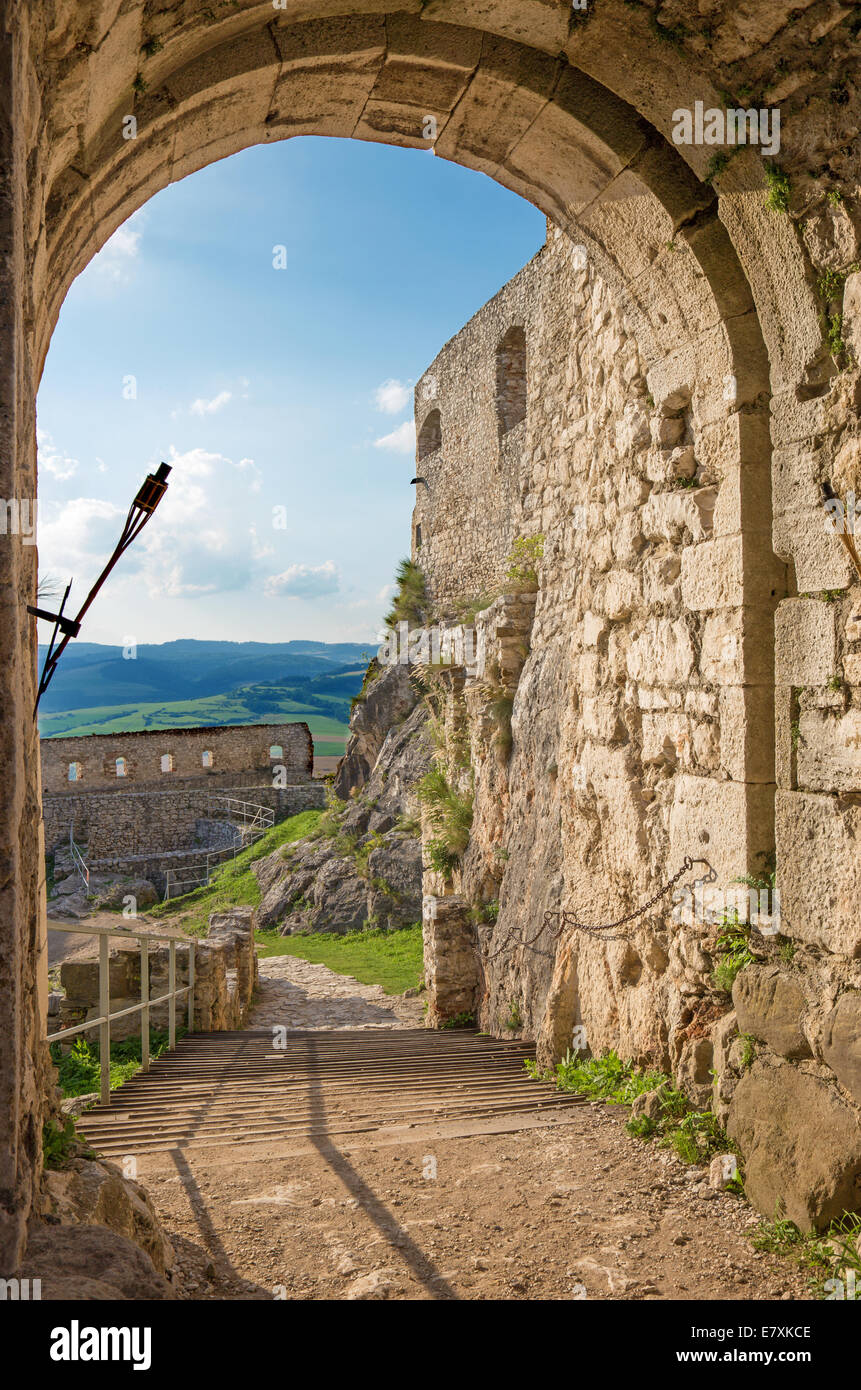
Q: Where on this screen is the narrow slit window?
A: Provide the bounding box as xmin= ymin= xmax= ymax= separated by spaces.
xmin=115 ymin=757 xmax=127 ymax=777
xmin=417 ymin=409 xmax=442 ymax=460
xmin=496 ymin=326 xmax=527 ymax=434
xmin=201 ymin=750 xmax=213 ymax=768
xmin=68 ymin=762 xmax=80 ymax=782
xmin=160 ymin=753 xmax=174 ymax=773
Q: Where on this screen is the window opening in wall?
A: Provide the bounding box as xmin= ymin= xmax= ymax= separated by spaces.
xmin=115 ymin=757 xmax=127 ymax=777
xmin=68 ymin=763 xmax=80 ymax=782
xmin=201 ymin=750 xmax=213 ymax=767
xmin=160 ymin=753 xmax=174 ymax=773
xmin=417 ymin=409 xmax=442 ymax=460
xmin=269 ymin=744 xmax=283 ymax=759
xmin=496 ymin=325 xmax=527 ymax=434
xmin=415 ymin=524 xmax=422 ymax=550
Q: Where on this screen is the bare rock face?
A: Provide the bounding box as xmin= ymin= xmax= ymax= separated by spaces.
xmin=18 ymin=1224 xmax=175 ymax=1301
xmin=732 ymin=965 xmax=811 ymax=1059
xmin=252 ymin=671 xmax=430 ymax=936
xmin=40 ymin=1156 xmax=175 ymax=1278
xmin=727 ymin=1062 xmax=861 ymax=1232
xmin=334 ymin=661 xmax=417 ymax=799
xmin=822 ymin=992 xmax=861 ymax=1106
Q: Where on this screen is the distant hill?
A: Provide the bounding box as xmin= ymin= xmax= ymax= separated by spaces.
xmin=36 ymin=639 xmax=374 ymax=751
xmin=36 ymin=639 xmax=373 ymax=713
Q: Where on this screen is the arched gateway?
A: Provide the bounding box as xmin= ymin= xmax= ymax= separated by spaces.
xmin=1 ymin=2 xmax=859 ymax=1261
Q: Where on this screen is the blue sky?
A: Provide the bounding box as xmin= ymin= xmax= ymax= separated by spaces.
xmin=36 ymin=136 xmax=545 ymax=646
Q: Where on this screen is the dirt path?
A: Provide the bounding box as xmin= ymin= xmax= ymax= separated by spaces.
xmin=134 ymin=955 xmax=809 ymax=1302
xmin=248 ymin=953 xmax=425 ymax=1031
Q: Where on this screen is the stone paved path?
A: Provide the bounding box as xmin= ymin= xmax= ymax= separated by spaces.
xmin=248 ymin=953 xmax=426 ymax=1031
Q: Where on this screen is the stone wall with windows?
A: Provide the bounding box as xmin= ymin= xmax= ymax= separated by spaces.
xmin=41 ymin=721 xmax=312 ymax=795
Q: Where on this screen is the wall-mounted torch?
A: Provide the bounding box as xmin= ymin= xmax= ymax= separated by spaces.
xmin=28 ymin=462 xmax=171 ymax=712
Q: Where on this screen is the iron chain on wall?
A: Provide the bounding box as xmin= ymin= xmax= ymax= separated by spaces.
xmin=483 ymin=856 xmax=712 ymax=959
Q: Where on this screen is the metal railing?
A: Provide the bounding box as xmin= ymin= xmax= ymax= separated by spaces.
xmin=206 ymin=794 xmax=275 ymax=831
xmin=69 ymin=825 xmax=89 ymax=892
xmin=45 ymin=922 xmax=196 ymax=1107
xmin=162 ymin=794 xmax=276 ymax=900
xmin=163 ymin=844 xmax=240 ymax=901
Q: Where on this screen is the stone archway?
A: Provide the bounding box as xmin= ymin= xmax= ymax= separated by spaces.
xmin=2 ymin=1 xmax=858 ymax=1260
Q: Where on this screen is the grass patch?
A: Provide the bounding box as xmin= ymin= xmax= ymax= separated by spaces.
xmin=711 ymin=915 xmax=756 ymax=993
xmin=149 ymin=809 xmax=324 ymax=935
xmin=526 ymin=1048 xmax=669 ymax=1104
xmin=254 ymin=922 xmax=423 ymax=995
xmin=49 ymin=1028 xmax=181 ymax=1099
xmin=752 ymin=1210 xmax=861 ymax=1298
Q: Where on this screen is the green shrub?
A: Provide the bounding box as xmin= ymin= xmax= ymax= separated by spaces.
xmin=384 ymin=558 xmax=429 ymax=630
xmin=416 ymin=765 xmax=473 ymax=871
xmin=505 ymin=534 xmax=544 ymax=588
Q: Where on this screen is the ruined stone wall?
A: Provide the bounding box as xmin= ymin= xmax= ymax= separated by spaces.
xmin=42 ymin=782 xmax=326 ymax=859
xmin=41 ymin=721 xmax=312 ymax=794
xmin=412 ymin=265 xmax=536 ymax=614
xmin=415 ymin=225 xmax=861 ymax=1227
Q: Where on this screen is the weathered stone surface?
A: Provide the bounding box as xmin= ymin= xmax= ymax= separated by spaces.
xmin=732 ymin=965 xmax=811 ymax=1059
xmin=18 ymin=1224 xmax=175 ymax=1300
xmin=822 ymin=993 xmax=861 ymax=1107
xmin=40 ymin=1157 xmax=174 ymax=1277
xmin=727 ymin=1063 xmax=861 ymax=1231
xmin=775 ymin=599 xmax=837 ymax=688
xmin=334 ymin=661 xmax=418 ymax=798
xmin=422 ymin=895 xmax=479 ymax=1026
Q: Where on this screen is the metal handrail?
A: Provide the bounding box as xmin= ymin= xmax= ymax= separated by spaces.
xmin=162 ymin=795 xmax=275 ymax=900
xmin=69 ymin=825 xmax=89 ymax=891
xmin=206 ymin=793 xmax=275 ymax=829
xmin=45 ymin=922 xmax=196 ymax=1107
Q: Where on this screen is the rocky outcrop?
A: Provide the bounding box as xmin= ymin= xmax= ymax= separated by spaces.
xmin=334 ymin=661 xmax=417 ymax=799
xmin=18 ymin=1224 xmax=175 ymax=1301
xmin=253 ymin=666 xmax=430 ymax=936
xmin=727 ymin=1062 xmax=861 ymax=1233
xmin=38 ymin=1156 xmax=174 ymax=1279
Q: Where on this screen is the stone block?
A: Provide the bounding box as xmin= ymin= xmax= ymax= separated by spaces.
xmin=680 ymin=537 xmax=743 ymax=610
xmin=822 ymin=992 xmax=861 ymax=1106
xmin=669 ymin=775 xmax=774 ymax=886
xmin=727 ymin=1062 xmax=861 ymax=1231
xmin=642 ymin=488 xmax=716 ymax=544
xmin=797 ymin=708 xmax=861 ymax=792
xmin=626 ymin=618 xmax=695 ymax=686
xmin=774 ymin=598 xmax=837 ymax=687
xmin=773 ymin=511 xmax=852 ymax=593
xmin=719 ymin=686 xmax=775 ymax=784
xmin=731 ymin=965 xmax=810 ymax=1058
xmin=775 ymin=790 xmax=861 ymax=957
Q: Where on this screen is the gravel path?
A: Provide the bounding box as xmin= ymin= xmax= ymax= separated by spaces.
xmin=248 ymin=953 xmax=426 ymax=1031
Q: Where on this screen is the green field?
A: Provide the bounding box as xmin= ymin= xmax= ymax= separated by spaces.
xmin=38 ymin=693 xmax=348 ymax=750
xmin=254 ymin=924 xmax=423 ymax=995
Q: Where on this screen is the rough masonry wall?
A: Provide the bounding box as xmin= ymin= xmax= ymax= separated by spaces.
xmin=414 ymin=226 xmax=861 ymax=1226
xmin=412 ymin=265 xmax=535 ymax=612
xmin=42 ymin=783 xmax=326 ymax=860
xmin=41 ymin=721 xmax=312 ymax=794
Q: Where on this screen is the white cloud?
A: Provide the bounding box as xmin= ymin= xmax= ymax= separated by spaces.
xmin=190 ymin=390 xmax=232 ymax=417
xmin=374 ymin=378 xmax=412 ymax=414
xmin=264 ymin=562 xmax=340 ymax=600
xmin=374 ymin=420 xmax=416 ymax=454
xmin=88 ymin=211 xmax=145 ymax=284
xmin=37 ymin=428 xmax=79 ymax=482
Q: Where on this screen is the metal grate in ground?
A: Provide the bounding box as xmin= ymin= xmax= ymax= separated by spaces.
xmin=76 ymin=1028 xmax=587 ymax=1157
